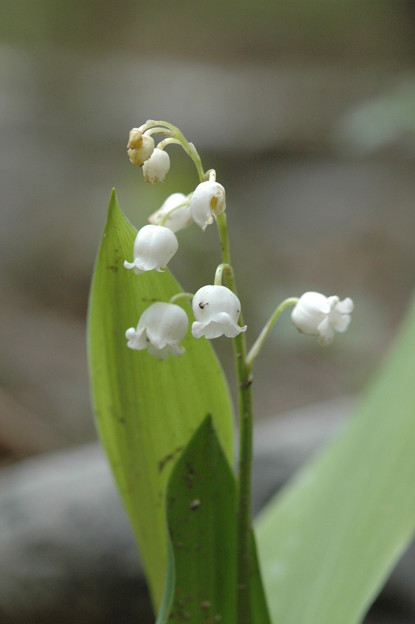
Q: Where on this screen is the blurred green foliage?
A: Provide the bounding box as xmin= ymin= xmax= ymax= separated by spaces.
xmin=1 ymin=0 xmax=414 ymax=63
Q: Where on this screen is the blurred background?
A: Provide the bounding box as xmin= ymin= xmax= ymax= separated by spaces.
xmin=1 ymin=0 xmax=415 ymax=465
xmin=1 ymin=0 xmax=415 ymax=620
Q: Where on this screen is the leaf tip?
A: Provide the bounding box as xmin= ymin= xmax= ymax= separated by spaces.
xmin=107 ymin=188 xmax=119 ymax=219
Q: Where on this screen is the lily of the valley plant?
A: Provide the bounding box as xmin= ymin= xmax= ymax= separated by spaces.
xmin=88 ymin=120 xmax=415 ymax=624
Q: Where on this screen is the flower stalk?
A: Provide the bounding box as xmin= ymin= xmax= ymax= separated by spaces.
xmin=139 ymin=120 xmax=207 ymax=182
xmin=186 ymin=139 xmax=253 ymax=621
xmin=214 ymin=263 xmax=233 ymax=286
xmin=246 ymin=297 xmax=299 ymax=368
xmin=123 ymin=120 xmax=354 ymax=623
xmin=214 ymin=214 xmax=254 ymax=624
xmin=169 ymin=292 xmax=194 ymax=304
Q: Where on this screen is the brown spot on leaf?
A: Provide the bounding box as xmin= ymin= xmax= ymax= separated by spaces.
xmin=158 ymin=446 xmax=183 ymax=472
xmin=184 ymin=461 xmax=195 ymax=489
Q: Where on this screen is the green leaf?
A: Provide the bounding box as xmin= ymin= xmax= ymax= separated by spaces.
xmin=256 ymin=295 xmax=415 ymax=624
xmin=157 ymin=415 xmax=237 ymax=623
xmin=156 ymin=415 xmax=272 ymax=624
xmin=87 ymin=190 xmax=234 ymax=609
xmin=249 ymin=533 xmax=273 ymax=624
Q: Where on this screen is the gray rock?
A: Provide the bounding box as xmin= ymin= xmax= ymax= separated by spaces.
xmin=0 ymin=399 xmax=413 ymax=623
xmin=0 ymin=444 xmax=152 ymax=624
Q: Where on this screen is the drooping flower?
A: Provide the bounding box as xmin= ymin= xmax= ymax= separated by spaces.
xmin=192 ymin=285 xmax=247 ymax=339
xmin=123 ymin=224 xmax=178 ymax=274
xmin=189 ymin=181 xmax=226 ymax=230
xmin=291 ymin=291 xmax=354 ymax=345
xmin=126 ymin=302 xmax=188 ymax=359
xmin=148 ymin=193 xmax=193 ymax=233
xmin=142 ymin=148 xmax=170 ymax=183
xmin=127 ymin=128 xmax=155 ymax=167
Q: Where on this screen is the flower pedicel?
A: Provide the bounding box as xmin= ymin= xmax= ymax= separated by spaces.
xmin=148 ymin=192 xmax=192 ymax=232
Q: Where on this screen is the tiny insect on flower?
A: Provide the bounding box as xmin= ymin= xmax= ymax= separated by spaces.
xmin=191 ymin=285 xmax=247 ymax=339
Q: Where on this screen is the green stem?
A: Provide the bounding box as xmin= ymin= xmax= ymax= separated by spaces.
xmin=142 ymin=125 xmax=175 ymax=138
xmin=145 ymin=119 xmax=253 ymax=621
xmin=139 ymin=120 xmax=207 ymax=182
xmin=235 ymin=354 xmax=254 ymax=624
xmin=214 ymin=263 xmax=233 ymax=286
xmin=169 ymin=292 xmax=194 ymax=304
xmin=156 ymin=137 xmax=182 ymax=150
xmin=216 ymin=212 xmax=253 ymax=624
xmin=159 ymin=201 xmax=189 ymax=227
xmin=246 ymin=297 xmax=299 ymax=369
xmin=179 ymin=136 xmax=206 ymax=182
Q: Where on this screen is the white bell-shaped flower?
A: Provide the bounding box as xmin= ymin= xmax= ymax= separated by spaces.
xmin=291 ymin=291 xmax=354 ymax=346
xmin=192 ymin=285 xmax=247 ymax=339
xmin=148 ymin=193 xmax=193 ymax=233
xmin=142 ymin=148 xmax=170 ymax=183
xmin=126 ymin=302 xmax=188 ymax=359
xmin=189 ymin=181 xmax=226 ymax=230
xmin=123 ymin=224 xmax=178 ymax=274
xmin=127 ymin=128 xmax=155 ymax=167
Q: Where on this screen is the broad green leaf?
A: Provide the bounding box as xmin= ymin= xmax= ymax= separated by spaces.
xmin=87 ymin=190 xmax=234 ymax=609
xmin=156 ymin=416 xmax=272 ymax=624
xmin=256 ymin=295 xmax=415 ymax=624
xmin=249 ymin=532 xmax=273 ymax=624
xmin=157 ymin=415 xmax=237 ymax=623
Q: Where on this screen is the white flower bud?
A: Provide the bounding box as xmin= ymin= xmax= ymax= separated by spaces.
xmin=127 ymin=128 xmax=155 ymax=167
xmin=142 ymin=148 xmax=170 ymax=183
xmin=123 ymin=224 xmax=178 ymax=274
xmin=291 ymin=291 xmax=354 ymax=346
xmin=148 ymin=193 xmax=193 ymax=233
xmin=191 ymin=285 xmax=247 ymax=339
xmin=189 ymin=181 xmax=226 ymax=230
xmin=126 ymin=302 xmax=188 ymax=359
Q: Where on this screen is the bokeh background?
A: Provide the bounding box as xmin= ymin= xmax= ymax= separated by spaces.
xmin=2 ymin=2 xmax=415 ymax=623
xmin=1 ymin=0 xmax=415 ymax=462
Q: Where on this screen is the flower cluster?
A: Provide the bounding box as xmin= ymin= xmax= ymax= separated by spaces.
xmin=126 ymin=285 xmax=246 ymax=360
xmin=123 ymin=122 xmax=242 ymax=358
xmin=123 ymin=120 xmax=353 ymax=360
xmin=127 ymin=124 xmax=226 ymax=230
